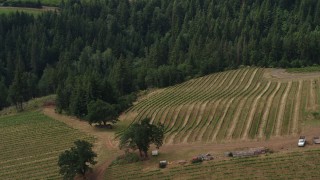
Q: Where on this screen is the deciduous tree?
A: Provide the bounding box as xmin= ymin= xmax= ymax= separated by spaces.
xmin=119 ymin=118 xmax=164 ymax=158
xmin=58 ymin=140 xmax=97 ymax=180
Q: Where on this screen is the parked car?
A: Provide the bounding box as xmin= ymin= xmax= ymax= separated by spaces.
xmin=313 ymin=136 xmax=320 ymax=144
xmin=298 ymin=136 xmax=306 ymax=147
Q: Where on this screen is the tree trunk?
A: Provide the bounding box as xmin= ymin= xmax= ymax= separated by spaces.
xmin=139 ymin=149 xmax=143 ymax=158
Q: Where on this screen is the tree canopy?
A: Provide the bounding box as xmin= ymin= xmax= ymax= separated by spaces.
xmin=86 ymin=99 xmax=118 ymax=126
xmin=58 ymin=140 xmax=97 ymax=180
xmin=0 ymin=0 xmax=320 ymax=112
xmin=119 ymin=118 xmax=165 ymax=158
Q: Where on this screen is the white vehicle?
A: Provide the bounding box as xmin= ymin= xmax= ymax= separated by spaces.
xmin=313 ymin=136 xmax=320 ymax=144
xmin=298 ymin=136 xmax=306 ymax=147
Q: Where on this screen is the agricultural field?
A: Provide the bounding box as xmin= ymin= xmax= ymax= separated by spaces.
xmin=2 ymin=0 xmax=61 ymax=6
xmin=0 ymin=7 xmax=46 ymax=15
xmin=106 ymin=148 xmax=320 ymax=179
xmin=0 ymin=111 xmax=93 ymax=179
xmin=123 ymin=68 xmax=320 ymax=143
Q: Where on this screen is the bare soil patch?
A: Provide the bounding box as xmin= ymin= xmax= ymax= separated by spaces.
xmin=264 ymin=68 xmax=320 ymax=81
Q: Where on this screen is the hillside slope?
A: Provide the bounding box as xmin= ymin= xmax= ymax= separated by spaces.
xmin=0 ymin=111 xmax=93 ymax=179
xmin=106 ymin=148 xmax=320 ymax=180
xmin=123 ymin=68 xmax=320 ymax=144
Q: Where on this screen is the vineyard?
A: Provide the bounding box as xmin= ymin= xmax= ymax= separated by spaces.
xmin=0 ymin=111 xmax=93 ymax=179
xmin=106 ymin=148 xmax=320 ymax=179
xmin=123 ymin=68 xmax=320 ymax=143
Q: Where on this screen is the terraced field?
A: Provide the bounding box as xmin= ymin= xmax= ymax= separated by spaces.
xmin=106 ymin=149 xmax=320 ymax=179
xmin=0 ymin=111 xmax=93 ymax=179
xmin=123 ymin=68 xmax=320 ymax=143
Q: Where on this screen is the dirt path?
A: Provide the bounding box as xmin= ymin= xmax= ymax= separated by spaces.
xmin=242 ymin=82 xmax=271 ymax=139
xmin=292 ymin=81 xmax=303 ymax=134
xmin=275 ymin=82 xmax=292 ymax=136
xmin=159 ymin=124 xmax=320 ymax=162
xmin=42 ymin=107 xmax=120 ymax=180
xmin=257 ymin=82 xmax=281 ymax=138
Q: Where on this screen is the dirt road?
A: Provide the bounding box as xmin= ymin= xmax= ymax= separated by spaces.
xmin=43 ymin=107 xmax=121 ymax=180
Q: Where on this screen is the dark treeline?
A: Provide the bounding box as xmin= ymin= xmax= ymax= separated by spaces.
xmin=0 ymin=0 xmax=320 ymax=118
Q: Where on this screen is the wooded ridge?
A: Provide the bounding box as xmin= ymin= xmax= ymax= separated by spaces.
xmin=0 ymin=0 xmax=319 ymax=117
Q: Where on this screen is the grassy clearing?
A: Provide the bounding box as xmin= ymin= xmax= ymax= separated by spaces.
xmin=0 ymin=111 xmax=94 ymax=179
xmin=4 ymin=0 xmax=61 ymax=6
xmin=0 ymin=94 xmax=56 ymax=116
xmin=0 ymin=7 xmax=45 ymax=15
xmin=105 ymin=149 xmax=320 ymax=180
xmin=287 ymin=66 xmax=320 ymax=73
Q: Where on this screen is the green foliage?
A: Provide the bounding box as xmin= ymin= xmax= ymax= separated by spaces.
xmin=3 ymin=0 xmax=60 ymax=6
xmin=287 ymin=66 xmax=320 ymax=73
xmin=38 ymin=66 xmax=57 ymax=95
xmin=7 ymin=65 xmax=27 ymax=111
xmin=119 ymin=118 xmax=165 ymax=158
xmin=0 ymin=7 xmax=44 ymax=15
xmin=0 ymin=77 xmax=8 ymax=110
xmin=1 ymin=0 xmax=320 ymax=113
xmin=86 ymin=99 xmax=117 ymax=125
xmin=312 ymin=111 xmax=320 ymax=119
xmin=191 ymin=157 xmax=203 ymax=164
xmin=110 ymin=152 xmax=140 ymax=167
xmin=58 ymin=140 xmax=97 ymax=180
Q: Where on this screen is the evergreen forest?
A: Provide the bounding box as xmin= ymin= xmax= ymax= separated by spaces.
xmin=0 ymin=0 xmax=320 ymax=119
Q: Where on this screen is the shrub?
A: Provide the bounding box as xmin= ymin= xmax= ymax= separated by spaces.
xmin=312 ymin=112 xmax=320 ymax=119
xmin=191 ymin=157 xmax=203 ymax=164
xmin=110 ymin=152 xmax=140 ymax=166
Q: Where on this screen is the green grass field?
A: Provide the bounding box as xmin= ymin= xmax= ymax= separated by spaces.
xmin=287 ymin=66 xmax=320 ymax=73
xmin=0 ymin=95 xmax=56 ymax=116
xmin=0 ymin=111 xmax=94 ymax=179
xmin=0 ymin=7 xmax=47 ymax=15
xmin=4 ymin=0 xmax=61 ymax=6
xmin=106 ymin=149 xmax=320 ymax=179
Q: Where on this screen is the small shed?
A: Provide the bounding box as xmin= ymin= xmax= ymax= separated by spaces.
xmin=159 ymin=160 xmax=167 ymax=168
xmin=152 ymin=150 xmax=159 ymax=156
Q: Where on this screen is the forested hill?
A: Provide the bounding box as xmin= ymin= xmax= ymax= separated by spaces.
xmin=0 ymin=0 xmax=320 ymax=116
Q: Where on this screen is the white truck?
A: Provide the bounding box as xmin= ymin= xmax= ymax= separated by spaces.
xmin=298 ymin=136 xmax=306 ymax=147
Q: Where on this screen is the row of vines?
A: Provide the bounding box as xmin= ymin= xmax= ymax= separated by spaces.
xmin=0 ymin=112 xmax=93 ymax=179
xmin=106 ymin=149 xmax=320 ymax=179
xmin=124 ymin=68 xmax=320 ymax=143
